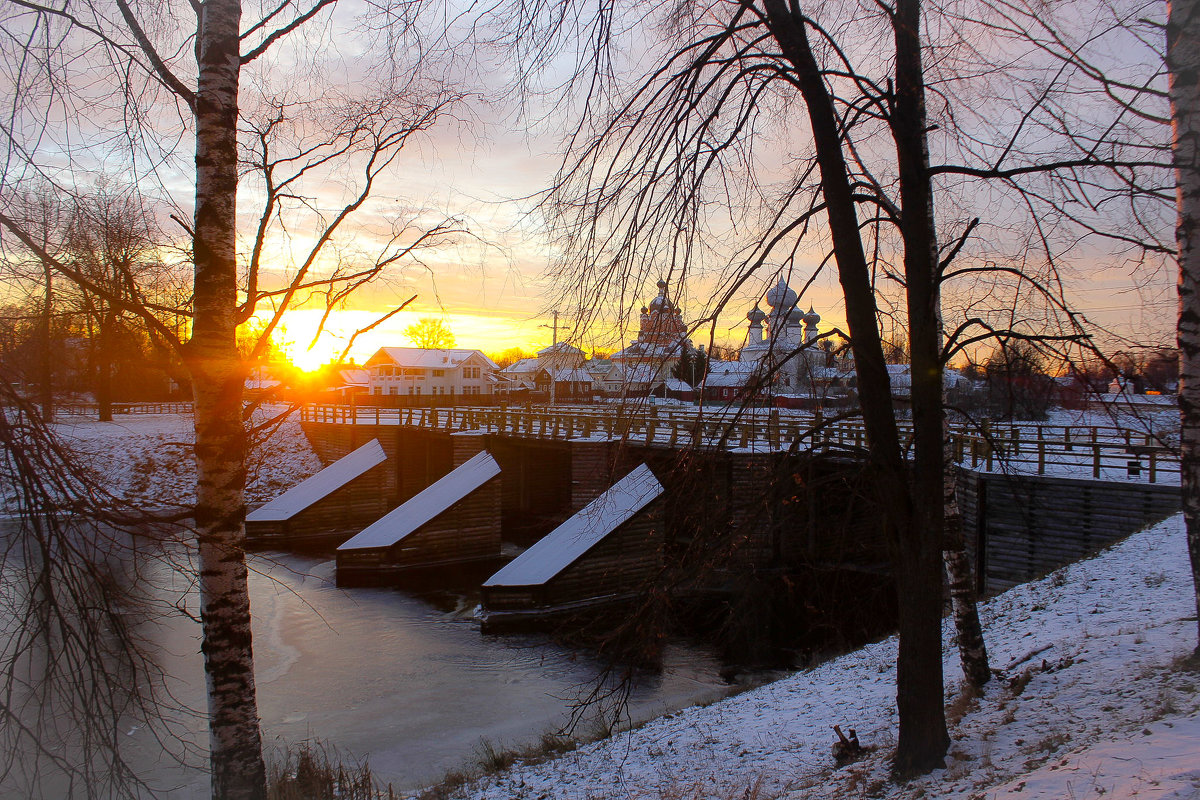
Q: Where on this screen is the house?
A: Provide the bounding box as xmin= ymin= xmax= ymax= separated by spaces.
xmin=497 ymin=342 xmax=589 ymax=400
xmin=365 ymin=347 xmax=498 ymax=399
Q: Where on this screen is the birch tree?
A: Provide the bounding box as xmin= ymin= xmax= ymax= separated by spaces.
xmin=1169 ymin=0 xmax=1200 ymax=658
xmin=0 ymin=2 xmax=464 ymax=797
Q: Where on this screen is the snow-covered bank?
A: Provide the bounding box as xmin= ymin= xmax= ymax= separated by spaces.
xmin=442 ymin=515 xmax=1199 ymax=800
xmin=2 ymin=409 xmax=322 ymax=511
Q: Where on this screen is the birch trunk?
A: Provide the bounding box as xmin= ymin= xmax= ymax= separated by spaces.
xmin=1169 ymin=0 xmax=1200 ymax=659
xmin=189 ymin=0 xmax=267 ymax=796
xmin=942 ymin=442 xmax=990 ymax=686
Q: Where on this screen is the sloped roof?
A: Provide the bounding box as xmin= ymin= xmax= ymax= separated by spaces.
xmin=483 ymin=464 xmax=663 ymax=587
xmin=550 ymin=367 xmax=594 ymax=383
xmin=338 ymin=368 xmax=370 ymax=387
xmin=248 ymin=439 xmax=386 ymax=522
xmin=500 ymin=357 xmax=540 ymax=375
xmin=537 ymin=342 xmax=585 ymax=357
xmin=704 ymin=361 xmax=760 ymax=388
xmin=337 ymin=451 xmax=501 ymax=551
xmin=366 ymin=347 xmax=500 ymax=370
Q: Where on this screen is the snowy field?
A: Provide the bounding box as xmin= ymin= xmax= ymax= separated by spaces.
xmin=1 ymin=407 xmax=322 ymax=513
xmin=444 ymin=514 xmax=1200 ymax=800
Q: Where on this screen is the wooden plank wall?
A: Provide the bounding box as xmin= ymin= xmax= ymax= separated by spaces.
xmin=958 ymin=470 xmax=1181 ymax=593
xmin=543 ymin=501 xmax=664 ymax=607
xmin=484 ymin=437 xmax=573 ymax=541
xmin=386 ymin=477 xmax=503 ymax=568
xmin=281 ymin=467 xmax=390 ymax=544
xmin=570 ymin=438 xmax=616 ymax=511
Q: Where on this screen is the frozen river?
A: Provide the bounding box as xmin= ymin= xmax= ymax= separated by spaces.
xmin=2 ymin=538 xmax=735 ymax=798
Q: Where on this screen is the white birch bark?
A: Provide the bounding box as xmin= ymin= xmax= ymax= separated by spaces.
xmin=189 ymin=0 xmax=267 ymax=796
xmin=1169 ymin=0 xmax=1200 ymax=659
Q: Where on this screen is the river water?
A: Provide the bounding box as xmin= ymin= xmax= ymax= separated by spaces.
xmin=2 ymin=537 xmax=736 ymax=798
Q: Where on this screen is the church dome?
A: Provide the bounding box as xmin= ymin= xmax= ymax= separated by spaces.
xmin=747 ymin=304 xmax=766 ymax=324
xmin=803 ymin=306 xmax=821 ymax=326
xmin=648 ymin=278 xmax=676 ymax=312
xmin=765 ymin=277 xmax=797 ymax=310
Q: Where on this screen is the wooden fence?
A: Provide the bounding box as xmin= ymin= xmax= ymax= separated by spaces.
xmin=300 ymin=403 xmax=1180 ymax=483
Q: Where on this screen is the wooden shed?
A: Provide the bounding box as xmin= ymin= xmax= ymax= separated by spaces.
xmin=335 ymin=451 xmax=503 ymax=587
xmin=480 ymin=463 xmax=664 ymax=630
xmin=246 ymin=438 xmax=389 ymax=549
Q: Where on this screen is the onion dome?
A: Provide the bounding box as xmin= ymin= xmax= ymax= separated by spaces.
xmin=648 ymin=278 xmax=674 ymax=312
xmin=747 ymin=304 xmax=766 ymax=324
xmin=803 ymin=306 xmax=821 ymax=326
xmin=765 ymin=277 xmax=798 ymax=310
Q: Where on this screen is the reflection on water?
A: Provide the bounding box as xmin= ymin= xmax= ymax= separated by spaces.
xmin=1 ymin=525 xmax=734 ymax=798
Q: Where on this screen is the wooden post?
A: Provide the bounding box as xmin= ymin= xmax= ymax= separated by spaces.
xmin=1150 ymin=450 xmax=1157 ymax=483
xmin=1037 ymin=437 xmax=1045 ymax=474
xmin=1093 ymin=443 xmax=1102 ymax=479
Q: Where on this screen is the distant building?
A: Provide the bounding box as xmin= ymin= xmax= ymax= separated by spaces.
xmin=497 ymin=342 xmax=590 ymax=399
xmin=365 ymin=347 xmax=498 ymax=398
xmin=612 ymin=278 xmax=691 ymax=374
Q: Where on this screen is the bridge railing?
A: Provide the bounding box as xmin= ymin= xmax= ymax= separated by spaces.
xmin=299 ymin=403 xmax=1180 ymax=483
xmin=60 ymin=401 xmax=195 ymax=416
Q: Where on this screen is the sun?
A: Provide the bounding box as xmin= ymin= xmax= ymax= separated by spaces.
xmin=288 ymin=346 xmax=329 ymax=373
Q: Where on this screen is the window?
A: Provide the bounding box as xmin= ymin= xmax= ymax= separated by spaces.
xmin=433 ymin=369 xmax=444 ymax=377
xmin=462 ymin=366 xmax=479 ymax=379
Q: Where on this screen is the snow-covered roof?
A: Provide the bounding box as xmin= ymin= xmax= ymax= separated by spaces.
xmin=483 ymin=464 xmax=663 ymax=587
xmin=537 ymin=342 xmax=584 ymax=357
xmin=337 ymin=451 xmax=501 ymax=551
xmin=366 ymin=347 xmax=499 ymax=370
xmin=337 ymin=368 xmax=370 ymax=387
xmin=705 ymin=361 xmax=760 ymax=388
xmin=500 ymin=358 xmax=540 ymax=375
xmin=586 ymin=359 xmax=614 ymax=375
xmin=550 ymin=367 xmax=594 ymax=383
xmin=662 ymin=377 xmax=692 ymax=392
xmin=247 ymin=438 xmax=386 ymax=522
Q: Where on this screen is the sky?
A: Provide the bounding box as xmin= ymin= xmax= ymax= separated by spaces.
xmin=240 ymin=0 xmax=1173 ymax=372
xmin=1 ymin=0 xmax=1170 ymax=370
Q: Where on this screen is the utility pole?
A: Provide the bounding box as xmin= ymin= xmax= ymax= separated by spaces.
xmin=540 ymin=310 xmax=566 ymax=405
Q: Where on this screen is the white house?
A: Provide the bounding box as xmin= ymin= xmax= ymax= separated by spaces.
xmin=364 ymin=347 xmax=498 ymax=398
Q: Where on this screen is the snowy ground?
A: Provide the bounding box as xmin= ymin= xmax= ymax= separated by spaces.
xmin=1 ymin=407 xmax=322 ymax=512
xmin=442 ymin=514 xmax=1200 ymax=800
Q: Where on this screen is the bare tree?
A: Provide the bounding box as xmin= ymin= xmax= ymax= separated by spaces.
xmin=1169 ymin=0 xmax=1200 ymax=658
xmin=404 ymin=316 xmax=457 ymax=348
xmin=0 ymin=1 xmax=467 ymax=796
xmin=501 ymin=0 xmax=1168 ymax=772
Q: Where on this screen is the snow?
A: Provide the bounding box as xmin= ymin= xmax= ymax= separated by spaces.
xmin=483 ymin=464 xmax=664 ymax=587
xmin=2 ymin=407 xmax=322 ymax=512
xmin=446 ymin=513 xmax=1200 ymax=800
xmin=337 ymin=451 xmax=501 ymax=551
xmin=247 ymin=438 xmax=385 ymax=522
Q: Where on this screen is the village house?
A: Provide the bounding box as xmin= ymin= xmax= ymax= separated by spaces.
xmin=497 ymin=342 xmax=593 ymax=400
xmin=365 ymin=347 xmax=498 ymax=399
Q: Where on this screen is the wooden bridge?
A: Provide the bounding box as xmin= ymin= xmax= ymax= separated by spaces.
xmin=272 ymin=407 xmax=1180 ymax=618
xmin=299 ymin=402 xmax=1180 ymax=483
